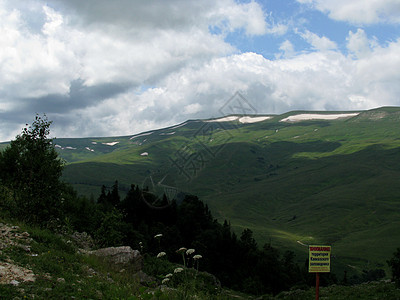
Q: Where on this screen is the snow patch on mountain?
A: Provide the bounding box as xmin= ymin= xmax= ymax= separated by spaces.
xmin=102 ymin=142 xmax=119 ymax=146
xmin=280 ymin=113 xmax=359 ymax=122
xmin=239 ymin=116 xmax=271 ymax=123
xmin=130 ymin=132 xmax=153 ymax=140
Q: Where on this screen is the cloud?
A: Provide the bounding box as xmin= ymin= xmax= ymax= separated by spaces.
xmin=346 ymin=28 xmax=378 ymax=58
xmin=265 ymin=23 xmax=288 ymax=36
xmin=278 ymin=40 xmax=296 ymax=58
xmin=1 ymin=0 xmax=400 ymax=142
xmin=297 ymin=0 xmax=400 ymax=24
xmin=299 ymin=30 xmax=337 ymax=51
xmin=211 ymin=1 xmax=268 ymax=35
xmin=52 ymin=35 xmax=400 ymax=139
xmin=183 ymin=103 xmax=202 ymax=114
xmin=52 ymin=0 xmax=269 ymax=36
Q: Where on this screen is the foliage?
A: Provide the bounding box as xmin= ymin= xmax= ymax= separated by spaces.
xmin=90 ymin=183 xmax=307 ymax=295
xmin=388 ymin=248 xmax=400 ymax=286
xmin=0 ymin=115 xmax=64 ymax=225
xmin=94 ymin=208 xmax=128 ymax=247
xmin=0 ymin=184 xmax=15 ymax=218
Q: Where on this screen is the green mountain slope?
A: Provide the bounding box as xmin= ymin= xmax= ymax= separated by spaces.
xmin=59 ymin=107 xmax=400 ymax=276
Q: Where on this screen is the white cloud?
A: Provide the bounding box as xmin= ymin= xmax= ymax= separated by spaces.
xmin=0 ymin=4 xmax=80 ymax=98
xmin=297 ymin=0 xmax=400 ymax=24
xmin=211 ymin=1 xmax=268 ymax=35
xmin=299 ymin=30 xmax=337 ymax=51
xmin=265 ymin=23 xmax=288 ymax=36
xmin=278 ymin=40 xmax=295 ymax=58
xmin=183 ymin=103 xmax=202 ymax=115
xmin=346 ymin=29 xmax=378 ymax=59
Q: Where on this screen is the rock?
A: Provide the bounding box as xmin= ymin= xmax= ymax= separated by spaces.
xmin=70 ymin=232 xmax=95 ymax=250
xmin=0 ymin=262 xmax=36 ymax=284
xmin=90 ymin=246 xmax=142 ymax=272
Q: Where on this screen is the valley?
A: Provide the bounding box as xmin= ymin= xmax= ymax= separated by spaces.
xmin=58 ymin=107 xmax=400 ymax=277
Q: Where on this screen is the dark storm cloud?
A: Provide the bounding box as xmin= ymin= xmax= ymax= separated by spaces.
xmin=22 ymin=80 xmax=131 ymax=114
xmin=51 ymin=0 xmax=210 ymax=29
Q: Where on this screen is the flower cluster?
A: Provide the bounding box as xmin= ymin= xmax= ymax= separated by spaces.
xmin=157 ymin=251 xmax=166 ymax=258
xmin=186 ymin=248 xmax=195 ymax=255
xmin=156 ymin=244 xmax=203 ymax=287
xmin=176 ymin=247 xmax=187 ymax=253
xmin=174 ymin=267 xmax=184 ymax=274
xmin=161 ymin=278 xmax=170 ymax=284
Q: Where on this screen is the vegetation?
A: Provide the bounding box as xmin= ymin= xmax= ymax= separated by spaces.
xmin=388 ymin=248 xmax=400 ymax=287
xmin=56 ymin=107 xmax=400 ymax=277
xmin=1 ymin=113 xmax=400 ymax=298
xmin=0 ymin=115 xmax=64 ymax=225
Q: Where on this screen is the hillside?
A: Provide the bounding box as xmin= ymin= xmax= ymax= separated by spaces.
xmin=54 ymin=107 xmax=400 ymax=278
xmin=2 ymin=218 xmax=399 ymax=299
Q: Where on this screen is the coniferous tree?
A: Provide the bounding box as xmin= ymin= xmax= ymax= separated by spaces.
xmin=108 ymin=180 xmax=120 ymax=207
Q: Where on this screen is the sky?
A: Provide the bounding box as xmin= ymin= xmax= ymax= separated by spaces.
xmin=1 ymin=0 xmax=400 ymax=141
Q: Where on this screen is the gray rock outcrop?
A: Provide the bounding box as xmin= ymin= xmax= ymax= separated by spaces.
xmin=90 ymin=246 xmax=142 ymax=272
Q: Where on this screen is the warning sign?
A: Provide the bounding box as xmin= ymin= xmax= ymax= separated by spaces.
xmin=309 ymin=245 xmax=331 ymax=273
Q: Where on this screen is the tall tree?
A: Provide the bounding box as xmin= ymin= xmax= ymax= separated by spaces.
xmin=0 ymin=114 xmax=64 ymax=224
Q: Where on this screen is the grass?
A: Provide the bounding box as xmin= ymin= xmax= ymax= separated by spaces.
xmin=269 ymin=281 xmax=400 ymax=300
xmin=1 ymin=216 xmax=400 ymax=299
xmin=0 ymin=221 xmax=145 ymax=299
xmin=0 ymin=218 xmax=254 ymax=299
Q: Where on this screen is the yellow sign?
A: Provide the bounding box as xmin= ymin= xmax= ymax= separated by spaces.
xmin=309 ymin=245 xmax=331 ymax=273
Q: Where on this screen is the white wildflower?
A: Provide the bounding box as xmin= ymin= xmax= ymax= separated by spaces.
xmin=154 ymin=233 xmax=163 ymax=238
xmin=157 ymin=252 xmax=166 ymax=258
xmin=165 ymin=273 xmax=173 ymax=278
xmin=176 ymin=247 xmax=187 ymax=253
xmin=193 ymin=254 xmax=202 ymax=260
xmin=174 ymin=267 xmax=184 ymax=273
xmin=162 ymin=278 xmax=170 ymax=284
xmin=186 ymin=248 xmax=195 ymax=255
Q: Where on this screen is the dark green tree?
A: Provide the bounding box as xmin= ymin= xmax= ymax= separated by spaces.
xmin=0 ymin=114 xmax=64 ymax=224
xmin=109 ymin=180 xmax=120 ymax=207
xmin=94 ymin=208 xmax=127 ymax=247
xmin=97 ymin=185 xmax=108 ymax=205
xmin=388 ymin=248 xmax=400 ymax=286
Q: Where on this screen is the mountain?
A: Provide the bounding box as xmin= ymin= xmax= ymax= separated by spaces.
xmin=51 ymin=107 xmax=400 ymax=276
